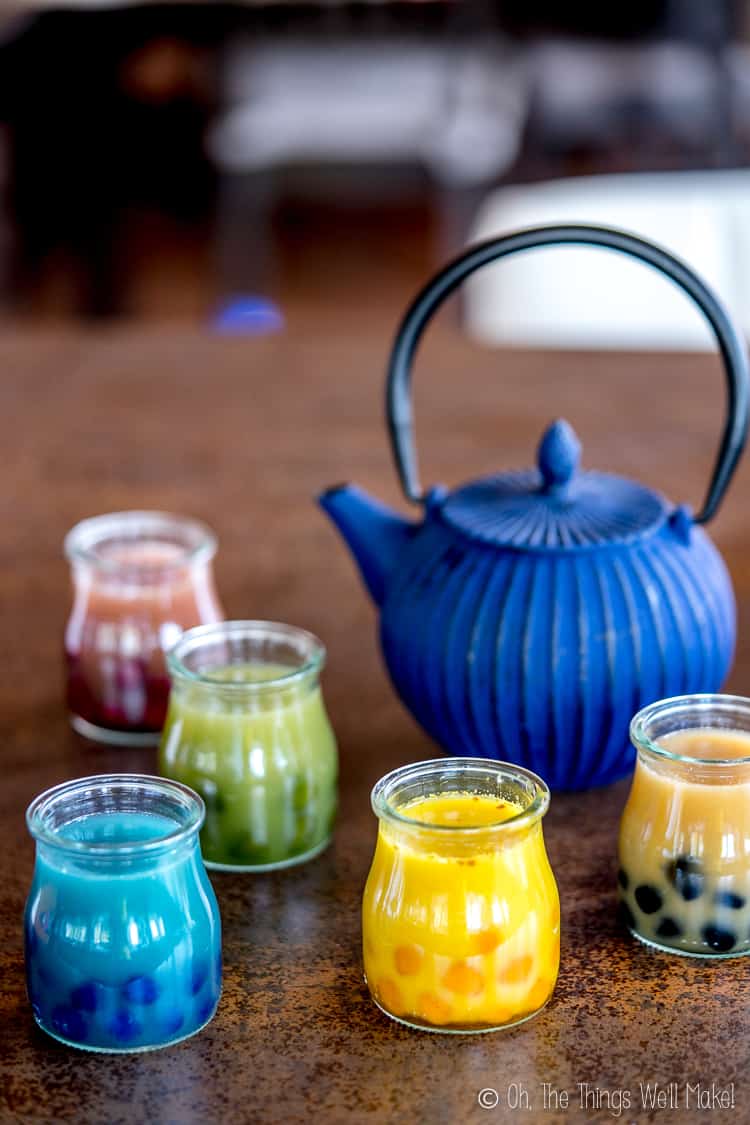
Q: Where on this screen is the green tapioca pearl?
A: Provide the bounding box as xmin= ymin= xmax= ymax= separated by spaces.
xmin=291 ymin=816 xmax=319 ymax=854
xmin=199 ymin=817 xmax=229 ymax=860
xmin=225 ymin=835 xmax=278 ymax=866
xmin=293 ymin=775 xmax=311 ymax=811
xmin=200 ymin=787 xmax=227 ymax=816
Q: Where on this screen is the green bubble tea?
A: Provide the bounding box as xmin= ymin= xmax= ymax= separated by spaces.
xmin=159 ymin=623 xmax=338 ymax=871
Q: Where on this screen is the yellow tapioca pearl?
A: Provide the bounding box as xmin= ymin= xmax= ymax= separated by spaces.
xmin=471 ymin=928 xmax=502 ymax=956
xmin=482 ymin=1005 xmax=515 ymax=1027
xmin=524 ymin=978 xmax=554 ymax=1012
xmin=376 ymin=977 xmax=405 ymax=1015
xmin=538 ymin=932 xmax=560 ymax=973
xmin=499 ymin=954 xmax=534 ymax=984
xmin=418 ymin=992 xmax=452 ymax=1026
xmin=394 ymin=944 xmax=423 ymax=976
xmin=443 ymin=961 xmax=485 ymax=996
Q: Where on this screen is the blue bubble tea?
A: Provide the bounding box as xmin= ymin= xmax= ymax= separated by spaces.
xmin=25 ymin=776 xmax=221 ymax=1052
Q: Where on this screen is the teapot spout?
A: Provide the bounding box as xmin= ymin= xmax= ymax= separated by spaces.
xmin=318 ymin=483 xmax=416 ymax=606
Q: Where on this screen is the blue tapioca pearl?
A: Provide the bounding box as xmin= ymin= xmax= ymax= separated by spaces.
xmin=196 ymin=995 xmax=217 ymax=1024
xmin=666 ymin=857 xmax=704 ymax=902
xmin=190 ymin=961 xmax=208 ymax=996
xmin=161 ymin=1009 xmax=185 ymax=1037
xmin=71 ymin=982 xmax=101 ymax=1012
xmin=51 ymin=1005 xmax=88 ymax=1043
xmin=108 ymin=1009 xmax=143 ymax=1044
xmin=27 ymin=982 xmax=45 ymax=1012
xmin=37 ymin=964 xmax=57 ymax=989
xmin=715 ymin=891 xmax=746 ymax=911
xmin=123 ymin=975 xmax=159 ymax=1005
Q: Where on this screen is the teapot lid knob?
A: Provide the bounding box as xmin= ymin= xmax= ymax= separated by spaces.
xmin=537 ymin=419 xmax=581 ymax=491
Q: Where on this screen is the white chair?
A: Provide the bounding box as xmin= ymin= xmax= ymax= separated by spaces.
xmin=208 ymin=39 xmax=528 ymax=188
xmin=465 ymin=171 xmax=750 ymax=350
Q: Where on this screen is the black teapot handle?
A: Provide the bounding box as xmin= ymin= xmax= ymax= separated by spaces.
xmin=386 ymin=223 xmax=749 ymax=524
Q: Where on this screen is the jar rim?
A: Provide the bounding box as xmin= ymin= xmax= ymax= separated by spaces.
xmin=166 ymin=620 xmax=326 ymax=693
xmin=630 ymin=694 xmax=750 ymax=767
xmin=26 ymin=774 xmax=205 ymax=856
xmin=371 ymin=757 xmax=550 ymax=833
xmin=64 ymin=511 xmax=217 ymax=573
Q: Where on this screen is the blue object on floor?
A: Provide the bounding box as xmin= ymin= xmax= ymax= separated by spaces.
xmin=211 ymin=296 xmax=284 ymax=335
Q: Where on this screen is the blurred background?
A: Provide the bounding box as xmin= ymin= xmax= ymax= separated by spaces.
xmin=0 ymin=0 xmax=749 ymax=336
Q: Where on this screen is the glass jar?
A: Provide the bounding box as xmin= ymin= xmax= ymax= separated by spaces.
xmin=362 ymin=759 xmax=559 ymax=1033
xmin=65 ymin=511 xmax=224 ymax=745
xmin=619 ymin=694 xmax=750 ymax=958
xmin=24 ymin=774 xmax=222 ymax=1053
xmin=159 ymin=621 xmax=338 ymax=871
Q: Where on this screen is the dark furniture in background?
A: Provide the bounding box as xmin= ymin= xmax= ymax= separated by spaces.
xmin=0 ymin=0 xmax=744 ymax=318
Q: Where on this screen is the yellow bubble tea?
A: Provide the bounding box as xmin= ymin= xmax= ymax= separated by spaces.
xmin=362 ymin=792 xmax=560 ymax=1031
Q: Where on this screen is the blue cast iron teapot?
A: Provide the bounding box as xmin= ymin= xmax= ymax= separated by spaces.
xmin=319 ymin=225 xmax=750 ymax=789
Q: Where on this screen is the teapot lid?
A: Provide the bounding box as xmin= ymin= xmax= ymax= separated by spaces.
xmin=439 ymin=420 xmax=668 ymax=549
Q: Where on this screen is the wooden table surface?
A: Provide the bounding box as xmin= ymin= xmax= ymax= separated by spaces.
xmin=1 ymin=323 xmax=749 ymax=1125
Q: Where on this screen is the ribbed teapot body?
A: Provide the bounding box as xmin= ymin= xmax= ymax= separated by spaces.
xmin=380 ymin=516 xmax=735 ymax=790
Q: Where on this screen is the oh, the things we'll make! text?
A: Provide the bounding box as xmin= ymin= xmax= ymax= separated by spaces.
xmin=546 ymin=1081 xmax=736 ymax=1117
xmin=477 ymin=1080 xmax=737 ymax=1117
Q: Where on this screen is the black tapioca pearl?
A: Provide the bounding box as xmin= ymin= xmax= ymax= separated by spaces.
xmin=666 ymin=856 xmax=704 ymax=902
xmin=655 ymin=917 xmax=682 ymax=939
xmin=617 ymin=868 xmax=629 ymax=891
xmin=617 ymin=901 xmax=636 ymax=931
xmin=702 ymin=925 xmax=736 ymax=953
xmin=635 ymin=885 xmax=663 ymax=914
xmin=715 ymin=891 xmax=746 ymax=910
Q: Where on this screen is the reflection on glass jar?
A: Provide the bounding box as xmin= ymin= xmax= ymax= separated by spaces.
xmin=24 ymin=774 xmax=222 ymax=1053
xmin=159 ymin=621 xmax=338 ymax=872
xmin=362 ymin=759 xmax=559 ymax=1033
xmin=64 ymin=511 xmax=224 ymax=745
xmin=619 ymin=694 xmax=750 ymax=958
